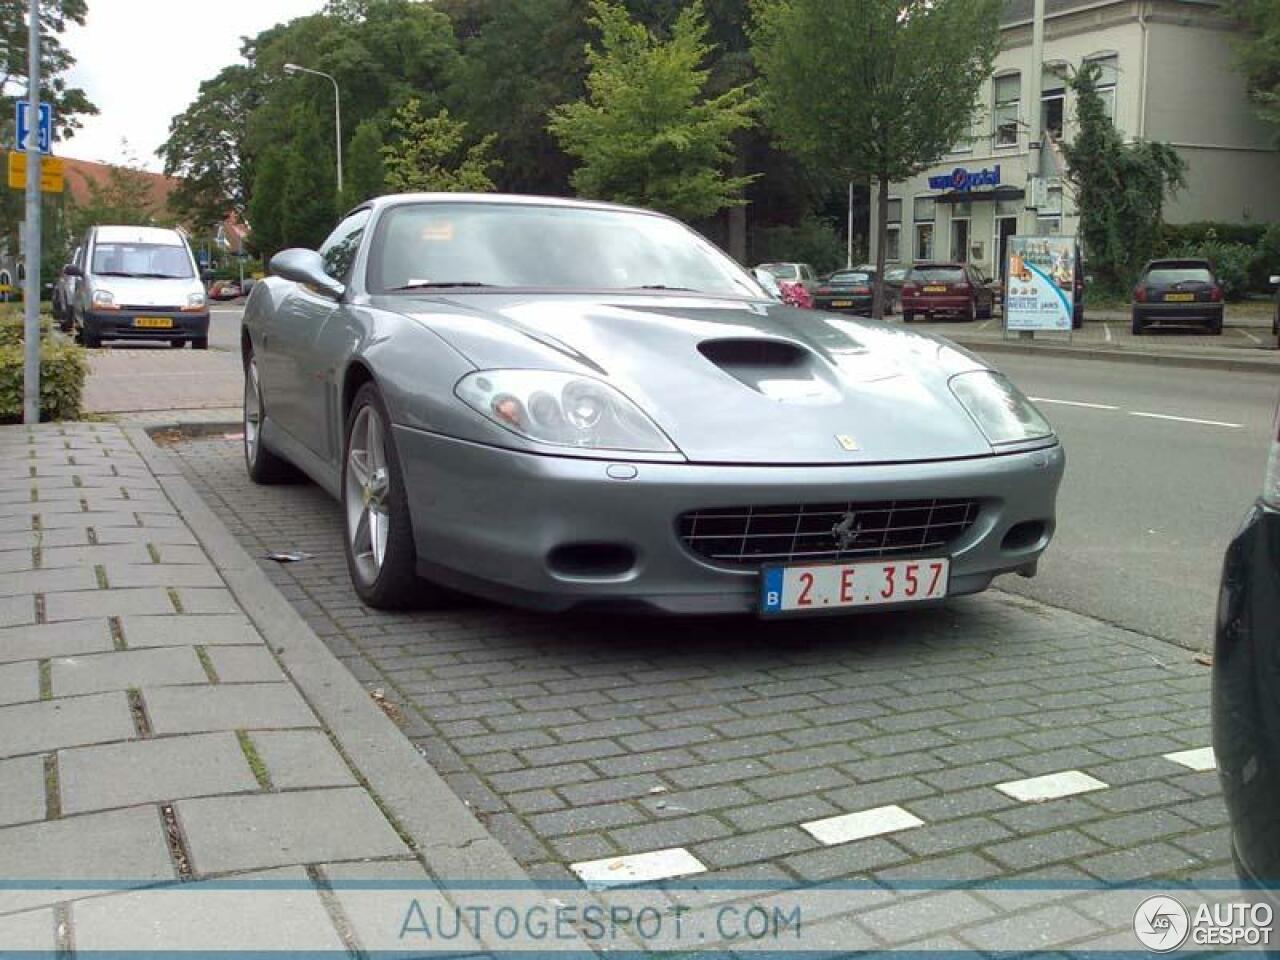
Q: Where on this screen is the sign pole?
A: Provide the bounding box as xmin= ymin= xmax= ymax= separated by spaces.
xmin=23 ymin=0 xmax=42 ymax=425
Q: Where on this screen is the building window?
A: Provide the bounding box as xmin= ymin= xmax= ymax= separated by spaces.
xmin=1085 ymin=54 xmax=1118 ymax=122
xmin=1035 ymin=217 xmax=1062 ymax=235
xmin=951 ymin=217 xmax=970 ymax=263
xmin=914 ymin=197 xmax=936 ymax=261
xmin=885 ymin=199 xmax=902 ymax=262
xmin=994 ymin=72 xmax=1020 ymax=147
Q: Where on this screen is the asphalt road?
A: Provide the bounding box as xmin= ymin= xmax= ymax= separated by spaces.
xmin=199 ymin=303 xmax=1270 ymax=649
xmin=982 ymin=350 xmax=1276 ymax=651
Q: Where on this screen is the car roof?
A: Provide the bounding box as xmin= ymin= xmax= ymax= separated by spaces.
xmin=359 ymin=192 xmax=677 ymax=222
xmin=93 ymin=225 xmax=186 ymax=246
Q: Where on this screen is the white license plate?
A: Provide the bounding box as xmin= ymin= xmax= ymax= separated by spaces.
xmin=761 ymin=557 xmax=949 ymax=615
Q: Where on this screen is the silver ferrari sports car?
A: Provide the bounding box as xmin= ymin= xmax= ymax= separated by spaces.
xmin=242 ymin=194 xmax=1064 ymax=615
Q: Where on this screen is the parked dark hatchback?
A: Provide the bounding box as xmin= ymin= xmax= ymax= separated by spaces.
xmin=901 ymin=263 xmax=996 ymax=322
xmin=1132 ymin=258 xmax=1224 ymax=334
xmin=813 ymin=269 xmax=886 ymax=315
xmin=1213 ymin=392 xmax=1280 ymax=892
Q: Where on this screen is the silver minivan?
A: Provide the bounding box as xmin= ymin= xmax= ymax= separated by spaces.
xmin=65 ymin=225 xmax=210 ymax=349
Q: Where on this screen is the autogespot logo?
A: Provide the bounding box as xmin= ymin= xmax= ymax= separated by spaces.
xmin=1134 ymin=895 xmax=1190 ymax=952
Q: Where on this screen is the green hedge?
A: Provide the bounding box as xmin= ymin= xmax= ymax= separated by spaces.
xmin=1159 ymin=221 xmax=1268 ymax=249
xmin=0 ymin=315 xmax=87 ymax=424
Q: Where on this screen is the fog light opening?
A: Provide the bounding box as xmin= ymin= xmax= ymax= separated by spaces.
xmin=1001 ymin=520 xmax=1047 ymax=552
xmin=547 ymin=543 xmax=637 ymax=579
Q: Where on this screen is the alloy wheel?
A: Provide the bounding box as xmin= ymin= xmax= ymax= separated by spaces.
xmin=244 ymin=359 xmax=263 ymax=467
xmin=345 ymin=405 xmax=392 ymax=584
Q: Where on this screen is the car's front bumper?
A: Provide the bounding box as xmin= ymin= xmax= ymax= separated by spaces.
xmin=1213 ymin=501 xmax=1280 ymax=888
xmin=393 ymin=428 xmax=1065 ymax=614
xmin=83 ymin=309 xmax=210 ymax=341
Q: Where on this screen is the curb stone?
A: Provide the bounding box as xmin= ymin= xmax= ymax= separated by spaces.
xmin=121 ymin=425 xmax=551 ymax=892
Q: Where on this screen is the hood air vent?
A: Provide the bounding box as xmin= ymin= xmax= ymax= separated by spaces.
xmin=697 ymin=338 xmax=839 ymax=405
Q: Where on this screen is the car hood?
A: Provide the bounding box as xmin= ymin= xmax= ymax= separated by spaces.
xmin=385 ymin=293 xmax=1001 ymax=465
xmin=87 ymin=275 xmax=204 ymax=307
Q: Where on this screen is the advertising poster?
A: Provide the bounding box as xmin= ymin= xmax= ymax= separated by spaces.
xmin=1004 ymin=235 xmax=1077 ymax=332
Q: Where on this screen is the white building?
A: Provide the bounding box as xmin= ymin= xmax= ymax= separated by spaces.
xmin=870 ymin=0 xmax=1280 ymax=280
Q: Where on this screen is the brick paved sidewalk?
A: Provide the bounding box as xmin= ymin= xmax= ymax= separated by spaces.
xmin=0 ymin=422 xmax=527 ymax=953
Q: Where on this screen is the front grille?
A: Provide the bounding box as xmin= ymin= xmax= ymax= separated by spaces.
xmin=678 ymin=498 xmax=980 ymax=568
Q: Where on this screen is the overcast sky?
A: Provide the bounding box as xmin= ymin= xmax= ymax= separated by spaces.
xmin=63 ymin=0 xmax=326 ymax=170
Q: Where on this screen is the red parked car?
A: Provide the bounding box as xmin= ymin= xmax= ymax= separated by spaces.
xmin=901 ymin=263 xmax=997 ymax=322
xmin=777 ymin=279 xmax=813 ymax=309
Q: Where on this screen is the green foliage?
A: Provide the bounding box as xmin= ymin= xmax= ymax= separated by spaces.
xmin=1158 ymin=221 xmax=1267 ymax=249
xmin=445 ymin=0 xmax=591 ymax=195
xmin=1157 ymin=223 xmax=1279 ymax=295
xmin=160 ymin=64 xmax=263 ymax=227
xmin=247 ymin=148 xmax=288 ymax=259
xmin=1163 ymin=240 xmax=1252 ymax=300
xmin=0 ymin=316 xmax=86 ymax=423
xmin=0 ymin=0 xmax=97 ymax=142
xmin=344 ymin=119 xmax=386 ymax=207
xmin=751 ymin=214 xmax=845 ymax=274
xmin=752 ymin=0 xmax=1001 ymax=314
xmin=1226 ymin=0 xmax=1280 ymax=133
xmin=381 ymin=99 xmax=499 ymax=193
xmin=281 ymin=110 xmax=338 ymax=250
xmin=1061 ymin=63 xmax=1186 ymax=288
xmin=548 ymin=0 xmax=758 ymax=221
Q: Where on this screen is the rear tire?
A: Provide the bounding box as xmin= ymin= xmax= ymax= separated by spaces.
xmin=243 ymin=353 xmax=299 ymax=485
xmin=903 ymin=311 xmax=915 ymax=323
xmin=1131 ymin=313 xmax=1144 ymax=336
xmin=169 ymin=340 xmax=186 ymax=349
xmin=342 ymin=383 xmax=443 ymax=610
xmin=192 ymin=337 xmax=209 ymax=350
xmin=1208 ymin=312 xmax=1223 ymax=336
xmin=964 ymin=299 xmax=977 ymax=322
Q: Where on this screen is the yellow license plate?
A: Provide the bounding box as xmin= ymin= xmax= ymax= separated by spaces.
xmin=831 ymin=300 xmax=853 ymax=308
xmin=1164 ymin=293 xmax=1195 ymax=302
xmin=923 ymin=285 xmax=947 ymax=293
xmin=133 ymin=317 xmax=173 ymax=328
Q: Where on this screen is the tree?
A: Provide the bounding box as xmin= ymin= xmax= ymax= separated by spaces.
xmin=752 ymin=0 xmax=1001 ymax=317
xmin=159 ymin=63 xmax=262 ymax=228
xmin=1061 ymin=63 xmax=1185 ymax=291
xmin=344 ymin=118 xmax=386 ymax=207
xmin=381 ymin=98 xmax=499 ymax=192
xmin=444 ymin=0 xmax=591 ymax=195
xmin=281 ymin=111 xmax=337 ymax=249
xmin=1227 ymin=0 xmax=1280 ymax=131
xmin=67 ymin=141 xmax=165 ymax=237
xmin=246 ymin=147 xmax=288 ymax=259
xmin=0 ymin=0 xmax=97 ymax=142
xmin=548 ymin=0 xmax=757 ymax=222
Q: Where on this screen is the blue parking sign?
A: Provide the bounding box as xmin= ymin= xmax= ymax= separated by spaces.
xmin=16 ymin=102 xmax=52 ymax=154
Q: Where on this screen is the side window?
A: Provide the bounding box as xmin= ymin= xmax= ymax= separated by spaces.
xmin=320 ymin=209 xmax=371 ymax=281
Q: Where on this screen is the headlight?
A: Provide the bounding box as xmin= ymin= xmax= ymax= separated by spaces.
xmin=456 ymin=370 xmax=676 ymax=453
xmin=949 ymin=371 xmax=1053 ymax=446
xmin=91 ymin=290 xmax=116 ymax=309
xmin=185 ymin=291 xmax=206 ymax=309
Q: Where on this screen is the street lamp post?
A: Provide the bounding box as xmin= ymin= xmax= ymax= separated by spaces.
xmin=283 ymin=63 xmax=343 ymax=197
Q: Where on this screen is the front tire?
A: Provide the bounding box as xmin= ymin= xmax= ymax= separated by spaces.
xmin=243 ymin=352 xmax=298 ymax=485
xmin=342 ymin=383 xmax=440 ymax=610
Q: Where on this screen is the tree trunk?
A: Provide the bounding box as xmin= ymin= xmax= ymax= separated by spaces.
xmin=872 ymin=176 xmax=889 ymax=320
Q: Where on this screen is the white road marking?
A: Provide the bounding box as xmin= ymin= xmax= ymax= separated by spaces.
xmin=1238 ymin=328 xmax=1262 ymax=345
xmin=1030 ymin=397 xmax=1120 ymax=411
xmin=996 ymin=770 xmax=1108 ymax=803
xmin=1103 ymin=323 xmax=1112 ymax=343
xmin=801 ymin=805 xmax=923 ymax=846
xmin=1163 ymin=747 xmax=1216 ymax=772
xmin=571 ymin=848 xmax=706 ymax=888
xmin=978 ymin=318 xmax=992 ymax=331
xmin=1128 ymin=411 xmax=1242 ymax=429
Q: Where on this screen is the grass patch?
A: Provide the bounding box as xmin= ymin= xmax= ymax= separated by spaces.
xmin=236 ymin=731 xmax=273 ymax=790
xmin=38 ymin=660 xmax=51 ymax=700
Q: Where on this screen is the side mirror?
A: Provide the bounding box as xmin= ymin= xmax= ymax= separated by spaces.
xmin=62 ymin=264 xmax=83 ymax=277
xmin=269 ymin=249 xmax=344 ymax=300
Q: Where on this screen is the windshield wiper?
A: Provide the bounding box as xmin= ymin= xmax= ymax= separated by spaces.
xmin=93 ymin=271 xmax=138 ymax=277
xmin=627 ymin=284 xmax=696 ymax=292
xmin=387 ymin=282 xmax=495 ymax=292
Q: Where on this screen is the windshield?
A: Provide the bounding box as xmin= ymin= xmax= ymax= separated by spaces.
xmin=1147 ymin=267 xmax=1213 ymax=285
xmin=91 ymin=242 xmax=193 ymax=279
xmin=368 ymin=203 xmax=760 ymax=297
xmin=829 ymin=272 xmax=871 ymax=284
xmin=759 ymin=264 xmax=798 ymax=280
xmin=912 ymin=267 xmax=965 ymax=283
